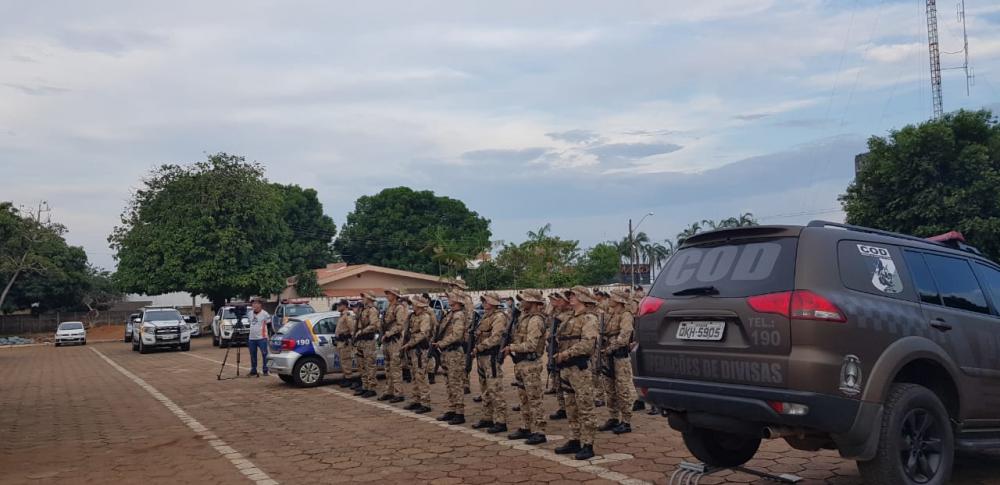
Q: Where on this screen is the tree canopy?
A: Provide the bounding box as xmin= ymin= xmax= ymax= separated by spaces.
xmin=841 ymin=109 xmax=1000 ymax=260
xmin=110 ymin=153 xmax=337 ymax=306
xmin=334 ymin=187 xmax=491 ymax=275
xmin=1 ymin=202 xmax=118 ymax=314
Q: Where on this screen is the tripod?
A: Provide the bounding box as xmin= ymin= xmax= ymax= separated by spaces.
xmin=217 ymin=316 xmax=246 ymax=380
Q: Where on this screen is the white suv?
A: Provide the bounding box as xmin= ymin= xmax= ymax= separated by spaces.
xmin=131 ymin=307 xmax=191 ymax=354
xmin=211 ymin=305 xmax=250 ymax=347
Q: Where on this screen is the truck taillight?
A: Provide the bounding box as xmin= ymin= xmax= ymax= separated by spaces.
xmin=637 ymin=296 xmax=665 ymax=317
xmin=747 ymin=290 xmax=845 ymax=323
xmin=280 ymin=339 xmax=296 ymax=351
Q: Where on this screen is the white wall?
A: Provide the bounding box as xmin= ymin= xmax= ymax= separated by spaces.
xmin=125 ymin=292 xmax=211 ymax=307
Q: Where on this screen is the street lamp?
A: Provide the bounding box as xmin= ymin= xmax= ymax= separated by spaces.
xmin=629 ymin=212 xmax=654 ymax=288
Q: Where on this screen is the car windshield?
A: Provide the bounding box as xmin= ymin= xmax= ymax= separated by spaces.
xmin=221 ymin=308 xmax=236 ymax=319
xmin=144 ymin=310 xmax=181 ymax=322
xmin=58 ymin=322 xmax=83 ymax=330
xmin=284 ymin=304 xmax=314 ymax=317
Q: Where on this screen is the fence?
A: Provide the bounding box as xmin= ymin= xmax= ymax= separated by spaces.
xmin=0 ymin=311 xmax=134 ymax=336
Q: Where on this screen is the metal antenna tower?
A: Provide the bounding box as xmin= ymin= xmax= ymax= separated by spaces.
xmin=954 ymin=0 xmax=974 ymax=95
xmin=926 ymin=0 xmax=944 ymax=118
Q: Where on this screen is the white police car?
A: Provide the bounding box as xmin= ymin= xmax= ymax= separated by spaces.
xmin=267 ymin=311 xmax=384 ymax=387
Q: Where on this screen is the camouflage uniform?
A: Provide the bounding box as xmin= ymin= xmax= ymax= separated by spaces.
xmin=434 ymin=299 xmax=467 ymax=415
xmin=335 ymin=308 xmax=357 ymax=380
xmin=602 ymin=292 xmax=637 ymax=426
xmin=555 ymin=287 xmax=600 ymax=451
xmin=461 ymin=291 xmax=475 ymax=392
xmin=550 ymin=308 xmax=574 ymax=412
xmin=508 ymin=293 xmax=547 ymax=435
xmin=355 ymin=296 xmax=381 ymax=393
xmin=404 ymin=298 xmax=434 ymax=407
xmin=474 ymin=297 xmax=508 ymax=427
xmin=381 ymin=290 xmax=408 ymax=398
xmin=592 ymin=296 xmax=610 ymax=402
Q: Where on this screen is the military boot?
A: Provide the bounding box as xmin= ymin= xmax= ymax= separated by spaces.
xmin=612 ymin=422 xmax=632 ymax=434
xmin=574 ymin=444 xmax=595 ymax=461
xmin=486 ymin=422 xmax=507 ymax=434
xmin=525 ymin=433 xmax=547 ymax=445
xmin=471 ymin=419 xmax=494 ymax=429
xmin=554 ymin=439 xmax=581 ymax=455
xmin=507 ymin=428 xmax=531 ymax=440
xmin=549 ymin=409 xmax=567 ymax=420
xmin=597 ymin=418 xmax=620 ymax=432
xmin=447 ymin=414 xmax=465 ymax=425
xmin=437 ymin=412 xmax=455 ymax=422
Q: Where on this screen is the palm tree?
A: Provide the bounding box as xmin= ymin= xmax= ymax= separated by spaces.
xmin=645 ymin=242 xmax=672 ymax=278
xmin=736 ymin=212 xmax=758 ymax=227
xmin=677 ymin=222 xmax=703 ymax=244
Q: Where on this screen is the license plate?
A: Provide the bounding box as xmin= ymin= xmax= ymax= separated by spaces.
xmin=676 ymin=321 xmax=725 ymax=341
xmin=160 ymin=335 xmax=177 ymax=339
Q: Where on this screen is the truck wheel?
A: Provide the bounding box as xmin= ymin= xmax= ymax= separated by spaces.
xmin=132 ymin=338 xmax=138 ymax=351
xmin=139 ymin=339 xmax=149 ymax=354
xmin=858 ymin=383 xmax=954 ymax=485
xmin=682 ymin=427 xmax=760 ymax=468
xmin=221 ymin=338 xmax=230 ymax=348
xmin=212 ymin=333 xmax=219 ymax=347
xmin=278 ymin=374 xmax=294 ymax=384
xmin=180 ymin=342 xmax=190 ymax=352
xmin=292 ymin=357 xmax=324 ymax=388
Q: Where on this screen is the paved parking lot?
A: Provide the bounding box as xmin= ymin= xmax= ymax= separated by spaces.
xmin=4 ymin=339 xmax=1000 ymax=484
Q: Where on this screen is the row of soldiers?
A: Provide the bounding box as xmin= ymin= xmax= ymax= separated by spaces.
xmin=331 ymin=283 xmax=641 ymax=461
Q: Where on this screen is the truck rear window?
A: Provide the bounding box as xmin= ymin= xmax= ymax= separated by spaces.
xmin=650 ymin=238 xmax=797 ymax=298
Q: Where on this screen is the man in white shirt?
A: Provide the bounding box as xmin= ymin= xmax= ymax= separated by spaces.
xmin=247 ymin=298 xmax=271 ymax=377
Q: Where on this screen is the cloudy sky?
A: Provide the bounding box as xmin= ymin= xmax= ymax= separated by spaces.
xmin=3 ymin=0 xmax=999 ymax=270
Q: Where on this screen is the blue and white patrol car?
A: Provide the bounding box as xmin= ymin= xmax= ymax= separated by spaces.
xmin=267 ymin=311 xmax=384 ymax=387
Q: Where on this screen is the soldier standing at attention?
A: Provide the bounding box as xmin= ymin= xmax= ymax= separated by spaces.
xmin=553 ymin=286 xmax=600 ymax=460
xmin=403 ymin=295 xmax=433 ymax=414
xmin=380 ymin=288 xmax=407 ymax=403
xmin=503 ymin=289 xmax=548 ymax=444
xmin=591 ymin=290 xmax=610 ymax=407
xmin=597 ymin=289 xmax=638 ymax=434
xmin=547 ymin=292 xmax=572 ymax=420
xmin=471 ymin=292 xmax=509 ymax=434
xmin=354 ymin=292 xmax=380 ymax=398
xmin=433 ymin=293 xmax=468 ymax=425
xmin=334 ymin=299 xmax=358 ymax=389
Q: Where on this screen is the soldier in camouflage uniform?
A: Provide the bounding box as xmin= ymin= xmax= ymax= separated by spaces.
xmin=471 ymin=292 xmax=509 ymax=434
xmin=354 ymin=292 xmax=381 ymax=398
xmin=597 ymin=289 xmax=637 ymax=434
xmin=503 ymin=289 xmax=548 ymax=444
xmin=403 ymin=295 xmax=433 ymax=414
xmin=547 ymin=292 xmax=572 ymax=420
xmin=444 ymin=279 xmax=476 ymax=395
xmin=592 ymin=290 xmax=610 ymax=407
xmin=553 ymin=286 xmax=600 ymax=460
xmin=334 ymin=300 xmax=358 ymax=388
xmin=379 ymin=288 xmax=407 ymax=403
xmin=433 ymin=292 xmax=468 ymax=425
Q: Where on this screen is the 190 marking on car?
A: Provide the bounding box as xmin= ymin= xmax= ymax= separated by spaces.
xmin=676 ymin=321 xmax=725 ymax=341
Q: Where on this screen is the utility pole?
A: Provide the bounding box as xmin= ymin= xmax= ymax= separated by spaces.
xmin=926 ymin=0 xmax=944 ymax=119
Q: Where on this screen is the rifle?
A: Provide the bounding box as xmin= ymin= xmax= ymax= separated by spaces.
xmin=464 ymin=309 xmax=481 ymax=374
xmin=546 ymin=315 xmax=560 ymax=375
xmin=497 ymin=305 xmax=520 ymax=365
xmin=600 ymin=312 xmax=615 ymax=378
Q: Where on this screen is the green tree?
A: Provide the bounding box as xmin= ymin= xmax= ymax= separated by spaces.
xmin=274 ymin=184 xmax=338 ymax=275
xmin=335 ymin=187 xmax=491 ymax=275
xmin=577 ymin=242 xmax=621 ymax=285
xmin=1 ymin=202 xmax=96 ymax=313
xmin=491 ymin=224 xmax=580 ymax=288
xmin=110 ymin=153 xmax=289 ymax=308
xmin=465 ymin=261 xmax=515 ymax=291
xmin=294 ymin=270 xmax=323 ymax=297
xmin=841 ymin=110 xmax=1000 ymax=260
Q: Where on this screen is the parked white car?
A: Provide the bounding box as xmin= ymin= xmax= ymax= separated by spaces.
xmin=131 ymin=307 xmax=191 ymax=354
xmin=55 ymin=321 xmax=86 ymax=346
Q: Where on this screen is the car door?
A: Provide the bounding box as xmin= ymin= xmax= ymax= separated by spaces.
xmin=312 ymin=317 xmax=339 ymax=370
xmin=911 ymin=251 xmax=999 ymax=419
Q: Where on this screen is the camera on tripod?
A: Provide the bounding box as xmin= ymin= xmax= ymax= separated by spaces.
xmin=217 ymin=303 xmax=251 ymax=380
xmin=232 ymin=304 xmax=248 ymax=328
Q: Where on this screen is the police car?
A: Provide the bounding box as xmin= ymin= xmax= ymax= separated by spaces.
xmin=267 ymin=311 xmax=384 ymax=387
xmin=270 ymin=299 xmax=315 ymax=334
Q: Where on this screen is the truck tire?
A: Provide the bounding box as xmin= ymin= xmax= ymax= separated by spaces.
xmin=180 ymin=342 xmax=190 ymax=352
xmin=278 ymin=374 xmax=294 ymax=384
xmin=292 ymin=357 xmax=325 ymax=388
xmin=132 ymin=338 xmax=139 ymax=352
xmin=221 ymin=338 xmax=230 ymax=348
xmin=682 ymin=427 xmax=761 ymax=468
xmin=857 ymin=383 xmax=954 ymax=485
xmin=139 ymin=339 xmax=149 ymax=354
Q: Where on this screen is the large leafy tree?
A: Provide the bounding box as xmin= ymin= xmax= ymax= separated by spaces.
xmin=334 ymin=187 xmax=491 ymax=275
xmin=111 ymin=153 xmax=334 ymax=307
xmin=489 ymin=224 xmax=580 ymax=288
xmin=841 ymin=110 xmax=1000 ymax=260
xmin=576 ymin=242 xmax=621 ymax=285
xmin=274 ymin=184 xmax=338 ymax=275
xmin=1 ymin=202 xmax=101 ymax=313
